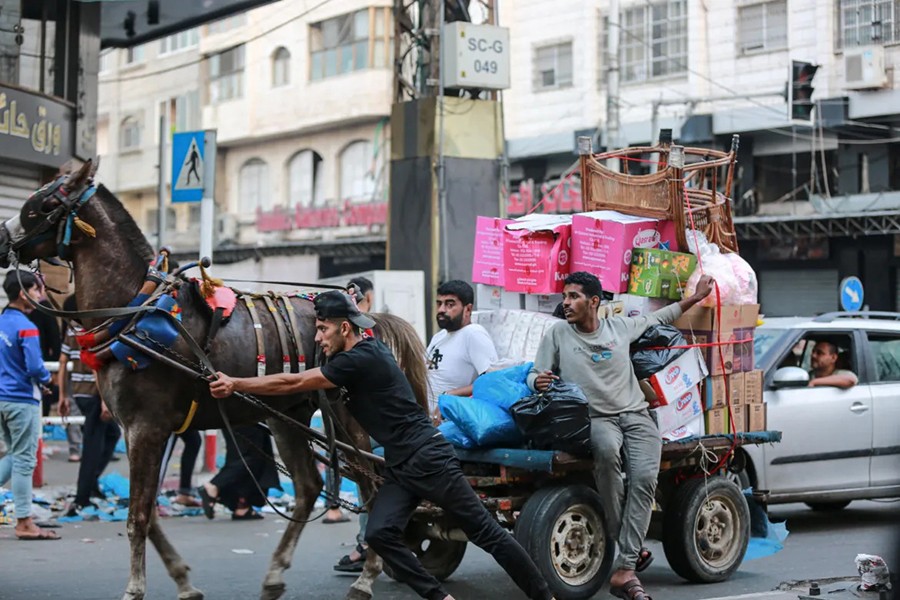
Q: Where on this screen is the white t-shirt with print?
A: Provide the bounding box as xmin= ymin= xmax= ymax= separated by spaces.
xmin=425 ymin=323 xmax=498 ymax=415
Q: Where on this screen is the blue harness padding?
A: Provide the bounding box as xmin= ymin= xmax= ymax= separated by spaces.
xmin=57 ymin=186 xmax=97 ymax=260
xmin=110 ymin=294 xmax=181 ymax=371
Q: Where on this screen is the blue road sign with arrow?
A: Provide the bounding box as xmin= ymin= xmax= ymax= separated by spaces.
xmin=840 ymin=276 xmax=864 ymax=312
xmin=172 ymin=131 xmax=205 ymax=203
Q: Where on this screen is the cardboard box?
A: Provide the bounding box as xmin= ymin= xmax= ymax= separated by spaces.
xmin=705 ymin=407 xmax=730 ymax=435
xmin=662 ymin=414 xmax=706 ymax=441
xmin=648 ymin=348 xmax=709 ymax=405
xmin=503 ymin=216 xmax=572 ymax=294
xmin=628 ymin=248 xmax=698 ymax=300
xmin=472 ymin=216 xmax=514 ymax=286
xmin=748 ymin=403 xmax=767 ymax=431
xmin=524 ymin=293 xmax=563 ymax=314
xmin=731 ymin=403 xmax=747 ymax=433
xmin=571 ymin=211 xmax=679 ymax=294
xmin=744 ymin=370 xmax=764 ymax=404
xmin=732 ymin=306 xmax=759 ymax=372
xmin=730 ymin=372 xmax=745 ymax=405
xmin=675 ymin=304 xmax=759 ymax=376
xmin=703 ymin=375 xmax=729 ymax=411
xmin=475 ymin=284 xmax=523 ymax=310
xmin=651 ymin=385 xmax=703 ymax=433
xmin=613 ymin=293 xmax=671 ymax=318
xmin=598 ymin=300 xmax=626 ymax=319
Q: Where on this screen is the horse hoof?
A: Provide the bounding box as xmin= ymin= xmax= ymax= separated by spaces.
xmin=344 ymin=588 xmax=373 ymax=600
xmin=121 ymin=591 xmax=144 ymax=600
xmin=260 ymin=582 xmax=286 ymax=600
xmin=178 ymin=588 xmax=204 ymax=600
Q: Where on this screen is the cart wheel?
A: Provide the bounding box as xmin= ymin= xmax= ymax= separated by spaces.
xmin=663 ymin=476 xmax=750 ymax=583
xmin=515 ymin=485 xmax=613 ymax=600
xmin=382 ymin=527 xmax=467 ymax=582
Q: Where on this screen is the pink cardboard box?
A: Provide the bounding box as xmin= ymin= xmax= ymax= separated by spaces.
xmin=648 ymin=348 xmax=709 ymax=405
xmin=571 ymin=211 xmax=678 ymax=294
xmin=472 ymin=216 xmax=514 ymax=286
xmin=503 ymin=215 xmax=572 ymax=294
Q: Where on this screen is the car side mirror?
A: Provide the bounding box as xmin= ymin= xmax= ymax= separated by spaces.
xmin=772 ymin=366 xmax=810 ymax=389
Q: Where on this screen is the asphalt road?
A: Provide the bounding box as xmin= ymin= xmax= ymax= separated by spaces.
xmin=2 ymin=499 xmax=897 ymax=600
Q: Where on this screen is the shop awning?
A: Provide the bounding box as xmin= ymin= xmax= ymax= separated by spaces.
xmin=79 ymin=0 xmax=281 ymax=48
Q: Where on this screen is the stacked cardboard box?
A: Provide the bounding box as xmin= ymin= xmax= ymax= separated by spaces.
xmin=629 ymin=248 xmax=698 ymax=300
xmin=700 ymin=368 xmax=766 ymax=434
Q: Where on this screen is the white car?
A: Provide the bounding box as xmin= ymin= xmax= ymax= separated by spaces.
xmin=740 ymin=312 xmax=900 ymax=510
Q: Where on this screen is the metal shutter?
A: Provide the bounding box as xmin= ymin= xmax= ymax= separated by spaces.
xmin=0 ymin=162 xmax=41 ymax=223
xmin=759 ymin=269 xmax=839 ymax=317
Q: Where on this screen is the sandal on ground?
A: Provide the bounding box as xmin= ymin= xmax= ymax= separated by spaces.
xmin=635 ymin=548 xmax=654 ymax=573
xmin=610 ymin=579 xmax=652 ymax=600
xmin=197 ymin=486 xmax=216 ymax=520
xmin=16 ymin=528 xmax=61 ymax=541
xmin=323 ymin=514 xmax=350 ymax=524
xmin=231 ymin=508 xmax=264 ymax=520
xmin=175 ymin=494 xmax=202 ymax=507
xmin=333 ymin=543 xmax=367 ymax=573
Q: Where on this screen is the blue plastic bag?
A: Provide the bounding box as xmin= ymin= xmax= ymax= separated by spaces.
xmin=471 ymin=362 xmax=534 ymax=410
xmin=439 ymin=394 xmax=522 ymax=448
xmin=438 ymin=421 xmax=475 ymax=449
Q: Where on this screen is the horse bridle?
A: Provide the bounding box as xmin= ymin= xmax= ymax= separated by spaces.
xmin=6 ymin=174 xmax=97 ymax=259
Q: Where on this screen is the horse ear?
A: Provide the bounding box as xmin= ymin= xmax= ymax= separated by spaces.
xmin=66 ymin=159 xmax=94 ymax=189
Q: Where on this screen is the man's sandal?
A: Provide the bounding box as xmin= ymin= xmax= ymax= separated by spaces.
xmin=334 ymin=543 xmax=367 ymax=573
xmin=16 ymin=528 xmax=60 ymax=541
xmin=610 ymin=579 xmax=652 ymax=600
xmin=635 ymin=547 xmax=654 ymax=572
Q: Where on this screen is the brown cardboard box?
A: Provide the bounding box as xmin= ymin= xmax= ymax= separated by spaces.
xmin=705 ymin=407 xmax=730 ymax=435
xmin=675 ymin=304 xmax=758 ymax=376
xmin=748 ymin=403 xmax=767 ymax=431
xmin=703 ymin=375 xmax=728 ymax=410
xmin=730 ymin=372 xmax=745 ymax=405
xmin=731 ymin=404 xmax=747 ymax=433
xmin=744 ymin=370 xmax=764 ymax=403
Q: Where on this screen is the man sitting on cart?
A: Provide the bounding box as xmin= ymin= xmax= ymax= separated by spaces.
xmin=528 ymin=271 xmax=714 ymax=600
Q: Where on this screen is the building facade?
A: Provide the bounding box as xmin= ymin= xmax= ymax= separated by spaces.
xmin=97 ymin=1 xmax=393 ymax=281
xmin=502 ymin=0 xmax=900 ymax=315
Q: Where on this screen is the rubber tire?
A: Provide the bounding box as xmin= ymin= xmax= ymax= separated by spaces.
xmin=514 ymin=485 xmax=614 ymax=600
xmin=805 ymin=500 xmax=851 ymax=512
xmin=663 ymin=477 xmax=751 ymax=584
xmin=381 ymin=533 xmax=467 ymax=582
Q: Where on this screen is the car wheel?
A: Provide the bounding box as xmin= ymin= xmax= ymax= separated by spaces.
xmin=805 ymin=500 xmax=851 ymax=512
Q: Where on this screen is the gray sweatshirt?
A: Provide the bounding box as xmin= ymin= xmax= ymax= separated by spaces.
xmin=527 ymin=303 xmax=684 ymax=416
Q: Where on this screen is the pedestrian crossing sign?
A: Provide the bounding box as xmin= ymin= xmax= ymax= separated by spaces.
xmin=172 ymin=131 xmax=205 ymax=203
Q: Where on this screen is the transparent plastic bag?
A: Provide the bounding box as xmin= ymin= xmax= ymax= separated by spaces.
xmin=685 ymin=230 xmax=741 ymax=307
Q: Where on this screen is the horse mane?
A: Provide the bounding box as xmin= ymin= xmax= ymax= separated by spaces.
xmin=370 ymin=312 xmax=430 ymax=415
xmin=94 ymin=184 xmax=155 ymax=263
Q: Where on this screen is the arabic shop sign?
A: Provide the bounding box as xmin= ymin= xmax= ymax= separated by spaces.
xmin=0 ymin=84 xmax=74 ymax=168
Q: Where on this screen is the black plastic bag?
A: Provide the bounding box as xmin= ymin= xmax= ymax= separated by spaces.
xmin=631 ymin=324 xmax=687 ymax=380
xmin=510 ymin=381 xmax=592 ymax=456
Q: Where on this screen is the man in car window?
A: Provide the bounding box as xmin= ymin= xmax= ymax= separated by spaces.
xmin=809 ymin=341 xmax=858 ymax=389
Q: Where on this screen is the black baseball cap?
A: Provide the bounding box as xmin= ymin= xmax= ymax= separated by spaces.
xmin=314 ymin=290 xmax=376 ymax=329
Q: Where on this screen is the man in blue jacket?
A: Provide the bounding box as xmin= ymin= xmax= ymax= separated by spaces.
xmin=0 ymin=270 xmax=57 ymax=540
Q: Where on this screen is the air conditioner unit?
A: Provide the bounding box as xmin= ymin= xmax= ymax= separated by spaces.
xmin=843 ymin=45 xmax=888 ymax=90
xmin=216 ymin=213 xmax=238 ymax=242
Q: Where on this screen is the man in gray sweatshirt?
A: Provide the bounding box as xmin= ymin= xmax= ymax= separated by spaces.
xmin=528 ymin=270 xmax=714 ymax=600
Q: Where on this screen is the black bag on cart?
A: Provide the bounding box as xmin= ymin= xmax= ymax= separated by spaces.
xmin=510 ymin=381 xmax=592 ymax=456
xmin=630 ymin=324 xmax=688 ymax=380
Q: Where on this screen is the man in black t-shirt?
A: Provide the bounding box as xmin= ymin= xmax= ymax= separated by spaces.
xmin=210 ymin=291 xmax=553 ymax=600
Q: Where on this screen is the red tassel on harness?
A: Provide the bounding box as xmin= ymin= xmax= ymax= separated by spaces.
xmin=80 ymin=348 xmax=105 ymax=371
xmin=75 ymin=331 xmax=96 ymax=349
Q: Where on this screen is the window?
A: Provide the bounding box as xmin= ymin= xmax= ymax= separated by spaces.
xmin=868 ymin=334 xmax=900 ymax=382
xmin=776 ymin=335 xmax=856 ymax=376
xmin=272 ymin=47 xmax=291 ymax=87
xmin=310 ymin=8 xmax=390 ymax=80
xmin=189 ymin=204 xmax=202 ymax=227
xmin=99 ymin=49 xmax=114 ymax=74
xmin=340 ymin=141 xmax=376 ymax=203
xmin=738 ymin=1 xmax=788 ymax=55
xmin=839 ymin=0 xmax=899 ymax=48
xmin=533 ymin=42 xmax=573 ymax=90
xmin=157 ymin=91 xmax=200 ymax=142
xmin=146 ymin=208 xmax=177 ymax=234
xmin=209 ymin=45 xmax=245 ymax=103
xmin=239 ymin=159 xmax=270 ymax=214
xmin=120 ymin=116 xmax=141 ymax=150
xmin=288 ymin=150 xmax=324 ymax=208
xmin=125 ymin=44 xmax=145 ymax=65
xmin=160 ymin=28 xmax=199 ymax=55
xmin=207 ymin=13 xmax=247 ymax=35
xmin=620 ymin=0 xmax=687 ymax=82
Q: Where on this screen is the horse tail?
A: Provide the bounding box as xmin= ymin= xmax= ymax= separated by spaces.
xmin=370 ymin=312 xmax=431 ymax=415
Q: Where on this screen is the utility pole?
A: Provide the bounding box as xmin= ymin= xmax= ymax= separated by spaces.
xmin=606 ymin=0 xmax=620 ymax=170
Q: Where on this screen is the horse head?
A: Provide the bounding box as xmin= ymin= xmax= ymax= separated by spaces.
xmin=0 ymin=159 xmax=98 ymax=268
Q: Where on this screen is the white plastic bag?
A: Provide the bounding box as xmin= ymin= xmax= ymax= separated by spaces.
xmin=724 ymin=252 xmax=759 ymax=304
xmin=684 ymin=231 xmax=741 ymax=307
xmin=856 ymin=554 xmax=890 ymax=591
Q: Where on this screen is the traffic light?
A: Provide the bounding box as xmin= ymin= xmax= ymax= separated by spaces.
xmin=790 ymin=60 xmax=819 ymax=121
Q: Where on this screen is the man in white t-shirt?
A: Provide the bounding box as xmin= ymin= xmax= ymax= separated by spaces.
xmin=425 ymin=280 xmax=498 ymax=419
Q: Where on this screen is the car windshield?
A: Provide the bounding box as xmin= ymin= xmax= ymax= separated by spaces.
xmin=754 ymin=328 xmax=789 ymax=365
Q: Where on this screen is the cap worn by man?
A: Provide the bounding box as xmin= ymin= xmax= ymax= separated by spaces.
xmin=314 ymin=290 xmax=376 ymax=330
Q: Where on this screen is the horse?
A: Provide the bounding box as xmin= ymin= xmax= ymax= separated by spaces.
xmin=0 ymin=161 xmax=422 ymax=600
